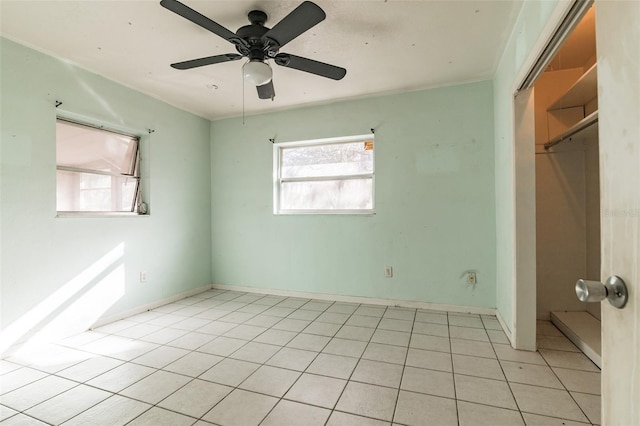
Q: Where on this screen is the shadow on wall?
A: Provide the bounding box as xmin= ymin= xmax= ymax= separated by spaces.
xmin=0 ymin=243 xmax=126 ymax=359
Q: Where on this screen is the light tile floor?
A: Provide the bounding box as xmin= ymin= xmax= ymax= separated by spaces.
xmin=0 ymin=290 xmax=601 ymax=425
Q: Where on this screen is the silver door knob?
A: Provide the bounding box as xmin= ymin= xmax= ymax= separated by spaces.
xmin=576 ymin=275 xmax=628 ymax=309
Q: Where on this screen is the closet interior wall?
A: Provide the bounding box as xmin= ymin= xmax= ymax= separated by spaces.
xmin=534 ymin=6 xmax=599 ymax=321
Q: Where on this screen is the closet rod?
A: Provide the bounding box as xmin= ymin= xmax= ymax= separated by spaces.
xmin=544 ymin=111 xmax=598 ymax=150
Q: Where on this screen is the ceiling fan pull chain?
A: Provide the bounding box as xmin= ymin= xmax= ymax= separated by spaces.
xmin=242 ymin=73 xmax=245 ymax=126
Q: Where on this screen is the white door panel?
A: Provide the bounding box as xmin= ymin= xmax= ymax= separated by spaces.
xmin=596 ymin=1 xmax=640 ymax=424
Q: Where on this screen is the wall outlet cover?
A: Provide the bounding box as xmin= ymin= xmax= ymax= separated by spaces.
xmin=384 ymin=266 xmax=393 ymax=278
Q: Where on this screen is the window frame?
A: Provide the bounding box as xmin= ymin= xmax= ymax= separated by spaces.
xmin=273 ymin=133 xmax=375 ymax=215
xmin=55 ymin=116 xmax=143 ymax=216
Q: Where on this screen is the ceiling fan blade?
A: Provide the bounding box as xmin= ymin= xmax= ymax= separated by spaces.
xmin=275 ymin=53 xmax=346 ymax=80
xmin=261 ymin=1 xmax=325 ymax=48
xmin=257 ymin=80 xmax=276 ymax=100
xmin=171 ymin=54 xmax=242 ymax=70
xmin=160 ymin=0 xmax=247 ymax=48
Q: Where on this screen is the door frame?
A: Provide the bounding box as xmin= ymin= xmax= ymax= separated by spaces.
xmin=511 ymin=1 xmax=640 ymax=423
xmin=510 ymin=0 xmax=591 ymax=350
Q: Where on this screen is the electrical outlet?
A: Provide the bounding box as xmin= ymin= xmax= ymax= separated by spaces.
xmin=467 ymin=272 xmax=477 ymax=285
xmin=140 ymin=272 xmax=147 ymax=283
xmin=384 ymin=266 xmax=393 ymax=278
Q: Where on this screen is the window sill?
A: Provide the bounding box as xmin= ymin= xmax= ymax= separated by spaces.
xmin=56 ymin=212 xmax=149 ymax=218
xmin=275 ymin=210 xmax=375 ymax=216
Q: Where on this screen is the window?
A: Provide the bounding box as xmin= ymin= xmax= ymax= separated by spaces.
xmin=56 ymin=118 xmax=141 ymax=214
xmin=274 ymin=134 xmax=375 ymax=214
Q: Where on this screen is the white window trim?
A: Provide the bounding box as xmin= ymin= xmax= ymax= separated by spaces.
xmin=56 ymin=212 xmax=149 ymax=218
xmin=273 ymin=133 xmax=375 ymax=215
xmin=55 ymin=112 xmax=146 ymax=217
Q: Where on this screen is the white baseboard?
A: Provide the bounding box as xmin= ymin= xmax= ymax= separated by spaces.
xmin=211 ymin=283 xmax=497 ymax=316
xmin=90 ymin=284 xmax=215 ymax=329
xmin=496 ymin=309 xmax=514 ymax=346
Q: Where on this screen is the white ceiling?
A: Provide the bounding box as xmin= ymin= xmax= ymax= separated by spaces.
xmin=1 ymin=0 xmax=523 ymax=120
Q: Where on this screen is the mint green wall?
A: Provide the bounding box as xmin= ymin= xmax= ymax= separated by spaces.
xmin=211 ymin=81 xmax=496 ymax=308
xmin=493 ymin=0 xmax=563 ymax=332
xmin=0 ymin=38 xmax=212 ymax=344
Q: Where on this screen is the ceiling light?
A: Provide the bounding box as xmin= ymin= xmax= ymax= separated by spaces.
xmin=243 ymin=60 xmax=272 ymax=86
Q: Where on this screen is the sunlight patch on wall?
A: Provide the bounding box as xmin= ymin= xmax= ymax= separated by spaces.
xmin=0 ymin=243 xmax=126 ymax=358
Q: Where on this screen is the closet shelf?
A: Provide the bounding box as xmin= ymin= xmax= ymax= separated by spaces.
xmin=548 ymin=63 xmax=598 ymax=110
xmin=544 ymin=110 xmax=598 ymax=150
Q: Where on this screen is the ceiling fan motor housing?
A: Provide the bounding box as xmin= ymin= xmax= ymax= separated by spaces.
xmin=248 ymin=10 xmax=267 ymax=26
xmin=235 ymin=11 xmax=278 ymax=60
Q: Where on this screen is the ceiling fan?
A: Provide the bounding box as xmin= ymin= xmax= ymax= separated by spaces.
xmin=160 ymin=0 xmax=347 ymax=100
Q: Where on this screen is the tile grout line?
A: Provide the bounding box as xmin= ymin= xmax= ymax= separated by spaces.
xmin=33 ymin=290 xmax=249 ymax=426
xmin=321 ymin=304 xmax=386 ymax=426
xmin=0 ymin=291 xmax=227 ymax=422
xmin=252 ymin=299 xmax=340 ymax=426
xmin=158 ymin=294 xmax=332 ymax=424
xmin=497 ymin=320 xmax=597 ymax=425
xmin=189 ymin=291 xmax=300 ymax=424
xmin=246 ymin=298 xmax=357 ymax=426
xmin=487 ymin=320 xmax=527 ymax=426
xmin=1 ymin=289 xmax=601 ymax=426
xmin=175 ymin=295 xmax=338 ymax=425
xmin=123 ymin=290 xmax=284 ymax=425
xmin=10 ymin=313 xmax=383 ymax=419
xmin=389 ymin=306 xmax=416 ymax=425
xmin=447 ymin=312 xmax=462 ymax=426
xmin=318 ymin=302 xmax=381 ymax=426
xmin=539 ymin=331 xmax=598 ymax=425
xmin=65 ymin=296 xmax=248 ymax=424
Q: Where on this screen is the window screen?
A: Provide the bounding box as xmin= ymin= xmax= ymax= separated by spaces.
xmin=274 ymin=135 xmax=374 ymax=214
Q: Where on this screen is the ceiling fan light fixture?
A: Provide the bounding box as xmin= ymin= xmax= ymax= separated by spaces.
xmin=243 ymin=60 xmax=272 ymax=86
